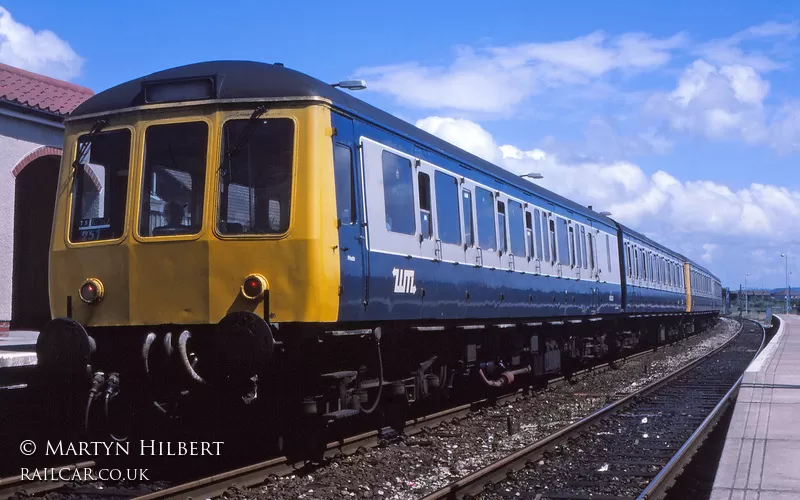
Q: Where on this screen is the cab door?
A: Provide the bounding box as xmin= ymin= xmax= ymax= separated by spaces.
xmin=332 ymin=113 xmax=369 ymax=315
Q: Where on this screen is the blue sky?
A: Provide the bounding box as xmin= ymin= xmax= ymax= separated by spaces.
xmin=3 ymin=0 xmax=800 ymax=289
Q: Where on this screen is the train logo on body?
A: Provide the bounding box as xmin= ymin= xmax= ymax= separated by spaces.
xmin=392 ymin=268 xmax=417 ymax=294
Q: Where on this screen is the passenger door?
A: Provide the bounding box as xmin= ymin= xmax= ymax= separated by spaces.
xmin=331 ymin=113 xmax=369 ymax=310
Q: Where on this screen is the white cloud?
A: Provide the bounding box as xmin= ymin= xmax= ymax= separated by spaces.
xmin=418 ymin=115 xmax=800 ymax=282
xmin=358 ymin=31 xmax=683 ymax=113
xmin=646 ymin=59 xmax=770 ymax=144
xmin=702 ymin=243 xmax=719 ymax=263
xmin=363 ymin=21 xmax=800 ymax=154
xmin=695 ymin=21 xmax=799 ymax=72
xmin=416 ymin=116 xmax=500 ymax=162
xmin=0 ymin=7 xmax=83 ymax=80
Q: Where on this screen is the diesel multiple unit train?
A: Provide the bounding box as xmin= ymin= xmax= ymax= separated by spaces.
xmin=37 ymin=61 xmax=722 ymax=440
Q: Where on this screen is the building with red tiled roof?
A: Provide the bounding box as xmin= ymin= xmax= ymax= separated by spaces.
xmin=0 ymin=63 xmax=94 ymax=331
xmin=0 ymin=63 xmax=93 ymax=118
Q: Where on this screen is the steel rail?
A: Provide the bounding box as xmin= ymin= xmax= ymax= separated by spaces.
xmin=130 ymin=322 xmax=732 ymax=500
xmin=419 ymin=318 xmax=748 ymax=500
xmin=130 ymin=392 xmax=529 ymax=500
xmin=636 ymin=318 xmax=768 ymax=499
xmin=0 ymin=460 xmax=97 ymax=499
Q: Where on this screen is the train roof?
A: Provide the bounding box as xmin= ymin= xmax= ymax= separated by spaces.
xmin=619 ymin=223 xmax=720 ymax=281
xmin=70 ymin=60 xmax=615 ymax=226
xmin=616 ymin=222 xmax=684 ymax=260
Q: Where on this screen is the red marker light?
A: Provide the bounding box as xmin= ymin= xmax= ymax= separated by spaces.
xmin=241 ymin=274 xmax=266 ymax=301
xmin=79 ymin=278 xmax=104 ymax=304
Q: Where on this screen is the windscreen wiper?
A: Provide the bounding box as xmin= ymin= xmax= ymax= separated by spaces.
xmin=226 ymin=104 xmax=268 ymax=160
xmin=72 ymin=119 xmax=108 ymax=172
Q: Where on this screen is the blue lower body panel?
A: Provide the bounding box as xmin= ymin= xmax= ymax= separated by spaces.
xmin=338 ymin=252 xmax=623 ymax=322
xmin=625 ymin=285 xmax=685 ymax=314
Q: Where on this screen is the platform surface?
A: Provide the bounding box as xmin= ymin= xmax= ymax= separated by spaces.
xmin=0 ymin=330 xmax=37 ymax=368
xmin=711 ymin=314 xmax=800 ymax=500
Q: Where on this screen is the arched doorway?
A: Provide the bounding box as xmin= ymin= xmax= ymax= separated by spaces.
xmin=11 ymin=149 xmax=61 ymax=330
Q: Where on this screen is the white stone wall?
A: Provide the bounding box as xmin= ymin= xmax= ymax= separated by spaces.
xmin=0 ymin=113 xmax=64 ymax=323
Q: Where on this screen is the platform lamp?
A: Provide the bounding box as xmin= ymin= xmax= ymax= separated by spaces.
xmin=331 ymin=79 xmax=367 ymax=90
xmin=781 ymin=252 xmax=790 ymax=314
xmin=744 ymin=273 xmax=750 ymax=316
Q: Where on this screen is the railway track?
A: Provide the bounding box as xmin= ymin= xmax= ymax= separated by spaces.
xmin=0 ymin=461 xmax=97 ymax=499
xmin=422 ymin=318 xmax=763 ymax=500
xmin=0 ymin=322 xmax=732 ymax=500
xmin=124 ymin=326 xmax=730 ymax=500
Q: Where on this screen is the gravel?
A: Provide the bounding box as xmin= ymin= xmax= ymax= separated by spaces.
xmin=223 ymin=318 xmax=739 ymax=500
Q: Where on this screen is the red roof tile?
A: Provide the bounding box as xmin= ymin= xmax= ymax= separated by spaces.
xmin=0 ymin=63 xmax=93 ymax=117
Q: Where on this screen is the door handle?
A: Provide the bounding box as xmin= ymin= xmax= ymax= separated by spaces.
xmin=341 ymin=247 xmax=350 ymax=252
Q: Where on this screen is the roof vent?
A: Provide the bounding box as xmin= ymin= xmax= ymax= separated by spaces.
xmin=274 ymin=62 xmax=284 ymax=67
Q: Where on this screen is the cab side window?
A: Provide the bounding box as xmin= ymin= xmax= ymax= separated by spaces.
xmin=333 ymin=144 xmax=355 ymax=224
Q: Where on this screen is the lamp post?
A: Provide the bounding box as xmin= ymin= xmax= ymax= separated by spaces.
xmin=745 ymin=273 xmax=750 ymax=316
xmin=781 ymin=253 xmax=789 ymax=314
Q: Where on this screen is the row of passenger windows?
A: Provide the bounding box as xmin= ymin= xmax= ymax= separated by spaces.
xmin=624 ymin=243 xmax=683 ymax=288
xmin=373 ymin=149 xmax=614 ymax=272
xmin=691 ymin=271 xmax=715 ymax=295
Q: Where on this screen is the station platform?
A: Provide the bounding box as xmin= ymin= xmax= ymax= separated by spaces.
xmin=0 ymin=330 xmax=37 ymax=368
xmin=711 ymin=314 xmax=800 ymax=499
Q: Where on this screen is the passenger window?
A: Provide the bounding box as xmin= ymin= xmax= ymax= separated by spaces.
xmin=434 ymin=171 xmax=461 ymax=245
xmin=556 ymin=218 xmax=569 ymax=266
xmin=418 ymin=172 xmax=432 ymax=239
xmin=580 ymin=227 xmax=588 ymax=269
xmin=606 ymin=235 xmax=612 ymax=272
xmin=462 ymin=189 xmax=474 ymax=247
xmin=497 ymin=201 xmax=507 ymax=253
xmin=544 ymin=213 xmax=553 ymax=263
xmin=381 ymin=150 xmax=415 ymax=235
xmin=141 ymin=121 xmax=208 ymax=237
xmin=534 ymin=210 xmax=544 ymax=259
xmin=525 ymin=212 xmax=534 ymax=259
xmin=549 ymin=218 xmax=557 ymax=264
xmin=626 ymin=245 xmax=632 ymax=277
xmin=587 ymin=233 xmax=594 ymax=270
xmin=568 ymin=225 xmax=577 ymax=267
xmin=333 ymin=144 xmax=355 ymax=225
xmin=509 ymin=201 xmax=525 ymax=257
xmin=634 ymin=248 xmax=640 ymax=279
xmin=654 ymin=257 xmax=659 ymax=283
xmin=476 ymin=187 xmax=496 ymax=250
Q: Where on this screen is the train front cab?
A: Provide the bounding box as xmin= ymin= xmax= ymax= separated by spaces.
xmin=38 ymin=101 xmax=346 ymax=429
